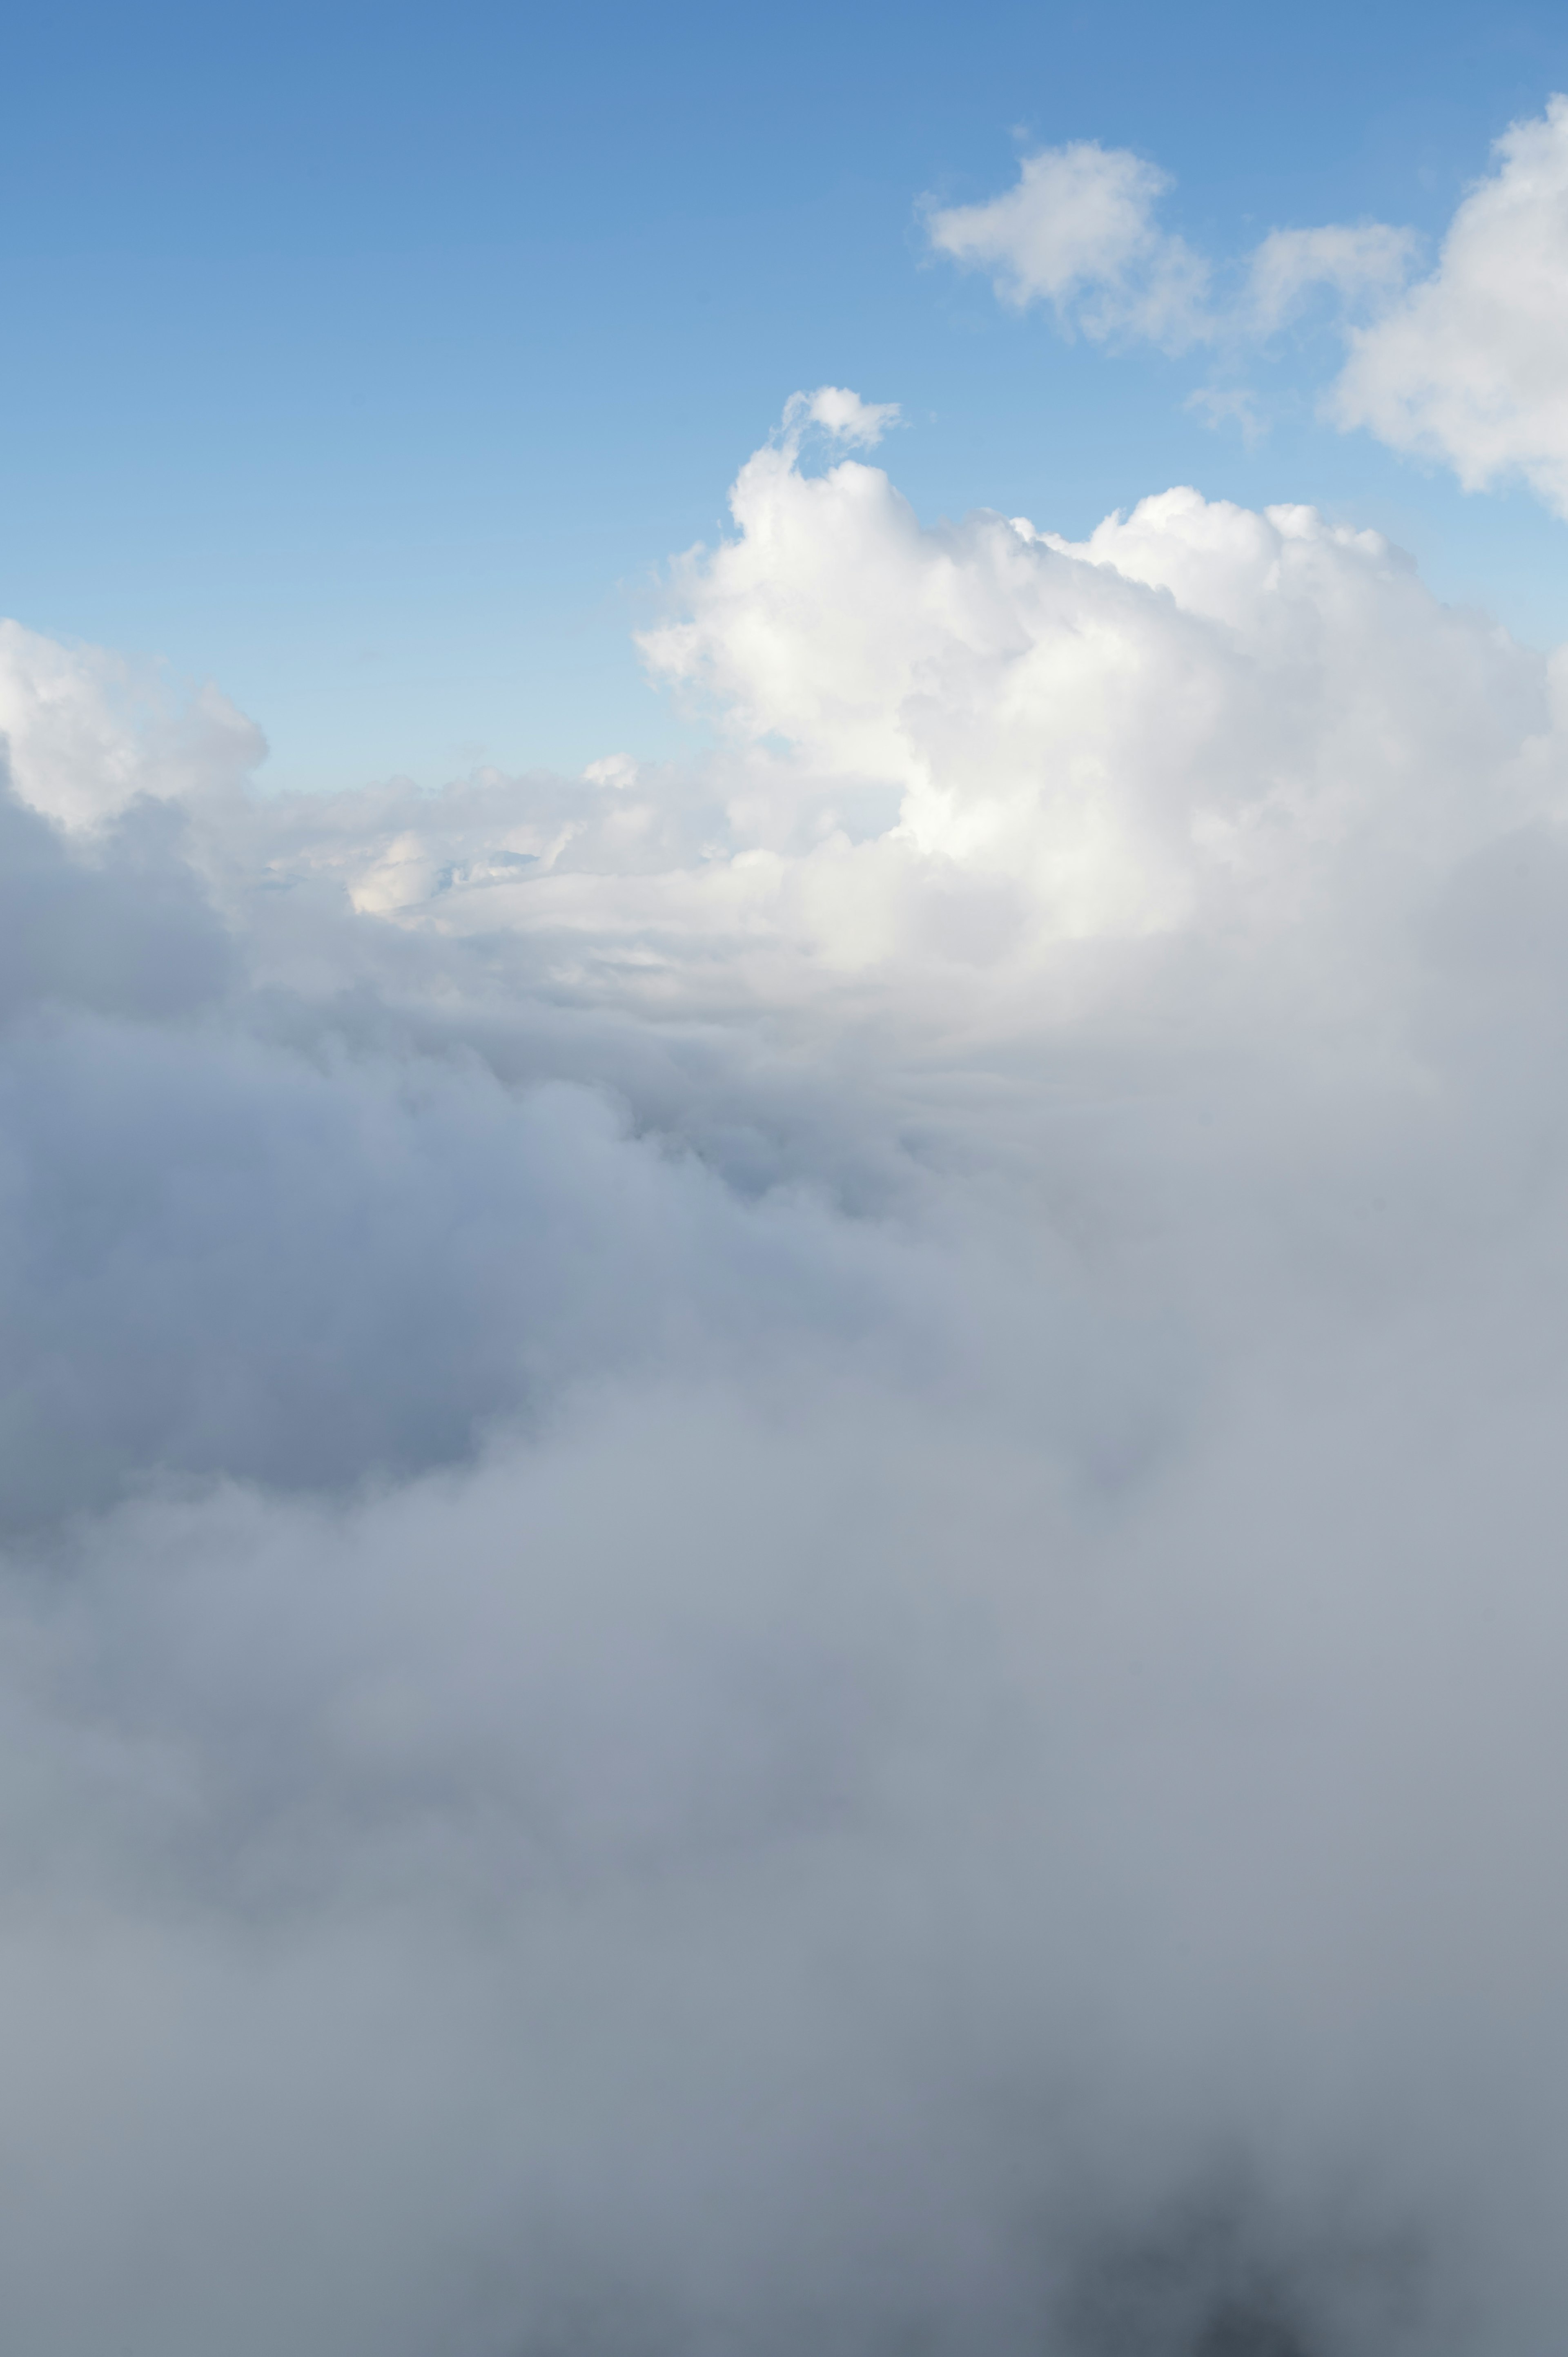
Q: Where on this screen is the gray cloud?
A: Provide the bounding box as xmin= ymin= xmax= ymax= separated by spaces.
xmin=3 ymin=406 xmax=1568 ymax=2352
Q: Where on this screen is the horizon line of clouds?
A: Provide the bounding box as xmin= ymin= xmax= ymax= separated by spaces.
xmin=924 ymin=94 xmax=1568 ymax=517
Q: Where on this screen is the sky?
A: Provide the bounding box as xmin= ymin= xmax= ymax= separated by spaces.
xmin=11 ymin=10 xmax=1568 ymax=2356
xmin=7 ymin=0 xmax=1568 ymax=792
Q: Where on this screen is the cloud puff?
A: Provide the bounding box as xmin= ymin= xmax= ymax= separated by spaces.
xmin=926 ymin=141 xmax=1213 ymax=348
xmin=1332 ymin=96 xmax=1568 ymax=514
xmin=782 ymin=385 xmax=901 ymax=448
xmin=7 ymin=403 xmax=1568 ymax=2350
xmin=633 ymin=401 xmax=1544 ymax=963
xmin=923 ymin=148 xmax=1414 ymax=363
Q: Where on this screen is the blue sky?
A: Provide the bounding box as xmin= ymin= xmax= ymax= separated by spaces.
xmin=6 ymin=0 xmax=1568 ymax=793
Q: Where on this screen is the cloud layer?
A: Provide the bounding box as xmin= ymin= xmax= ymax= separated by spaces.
xmin=5 ymin=401 xmax=1568 ymax=2352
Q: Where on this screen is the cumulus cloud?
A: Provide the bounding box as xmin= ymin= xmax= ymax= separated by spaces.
xmin=1333 ymin=96 xmax=1568 ymax=514
xmin=635 ymin=399 xmax=1541 ymax=955
xmin=926 ymin=141 xmax=1213 ymax=348
xmin=781 ymin=385 xmax=901 ymax=448
xmin=8 ymin=399 xmax=1568 ymax=2351
xmin=922 ymin=143 xmax=1419 ymax=367
xmin=930 ymin=98 xmax=1568 ymax=526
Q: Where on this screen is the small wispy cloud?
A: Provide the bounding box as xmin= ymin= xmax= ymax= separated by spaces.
xmin=781 ymin=384 xmax=902 ymax=449
xmin=1244 ymin=220 xmax=1419 ymax=334
xmin=925 ymin=140 xmax=1213 ymax=351
xmin=1185 ymin=381 xmax=1267 ymax=445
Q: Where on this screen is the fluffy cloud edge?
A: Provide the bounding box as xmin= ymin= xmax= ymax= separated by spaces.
xmin=1332 ymin=94 xmax=1568 ymax=515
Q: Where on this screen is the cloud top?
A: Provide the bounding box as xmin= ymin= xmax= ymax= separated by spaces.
xmin=782 ymin=385 xmax=902 ymax=448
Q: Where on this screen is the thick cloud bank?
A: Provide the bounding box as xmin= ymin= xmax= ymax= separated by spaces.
xmin=6 ymin=405 xmax=1568 ymax=2354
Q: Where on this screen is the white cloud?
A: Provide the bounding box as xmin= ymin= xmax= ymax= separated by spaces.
xmin=1332 ymin=95 xmax=1568 ymax=514
xmin=928 ymin=100 xmax=1568 ymax=528
xmin=782 ymin=384 xmax=901 ymax=447
xmin=6 ymin=403 xmax=1568 ymax=2349
xmin=922 ymin=136 xmax=1442 ymax=418
xmin=925 ymin=140 xmax=1214 ymax=349
xmin=1246 ymin=219 xmax=1418 ymax=333
xmin=0 ymin=618 xmax=263 ymax=831
xmin=632 ymin=395 xmax=1542 ymax=952
xmin=925 ymin=143 xmax=1420 ymax=377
